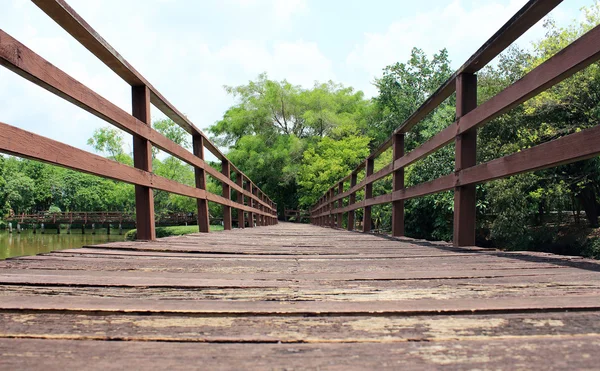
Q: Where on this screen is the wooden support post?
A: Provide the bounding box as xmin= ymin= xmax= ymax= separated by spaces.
xmin=392 ymin=133 xmax=405 ymax=237
xmin=329 ymin=189 xmax=335 ymax=228
xmin=337 ymin=182 xmax=343 ymax=228
xmin=132 ymin=85 xmax=155 ymax=240
xmin=454 ymin=73 xmax=478 ymax=247
xmin=248 ymin=184 xmax=255 ymax=228
xmin=348 ymin=174 xmax=357 ymax=231
xmin=41 ymin=223 xmax=45 ymax=234
xmin=67 ymin=224 xmax=71 ymax=235
xmin=107 ymin=223 xmax=110 ymax=235
xmin=363 ymin=159 xmax=374 ymax=233
xmin=8 ymin=223 xmax=12 ymax=234
xmin=193 ymin=135 xmax=210 ymax=233
xmin=258 ymin=193 xmax=263 ymax=226
xmin=222 ymin=161 xmax=232 ymax=230
xmin=56 ymin=223 xmax=60 ymax=234
xmin=236 ymin=173 xmax=245 ymax=229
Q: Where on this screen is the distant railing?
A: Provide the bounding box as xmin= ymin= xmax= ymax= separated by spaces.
xmin=284 ymin=209 xmax=309 ymax=223
xmin=0 ymin=0 xmax=277 ymax=240
xmin=311 ymin=0 xmax=600 ymax=246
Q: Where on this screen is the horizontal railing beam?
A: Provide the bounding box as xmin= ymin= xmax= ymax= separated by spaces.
xmin=30 ymin=0 xmax=276 ymax=209
xmin=311 ymin=0 xmax=561 ymax=208
xmin=0 ymin=30 xmax=275 ymax=216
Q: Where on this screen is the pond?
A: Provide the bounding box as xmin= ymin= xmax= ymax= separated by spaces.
xmin=0 ymin=229 xmax=130 ymax=259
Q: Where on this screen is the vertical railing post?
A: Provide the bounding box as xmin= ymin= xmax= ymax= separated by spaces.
xmin=348 ymin=173 xmax=357 ymax=231
xmin=316 ymin=199 xmax=321 ymax=226
xmin=337 ymin=182 xmax=343 ymax=228
xmin=252 ymin=186 xmax=259 ymax=227
xmin=392 ymin=133 xmax=405 ymax=237
xmin=222 ymin=161 xmax=232 ymax=230
xmin=131 ymin=85 xmax=155 ymax=240
xmin=324 ymin=195 xmax=328 ymax=227
xmin=193 ymin=135 xmax=210 ymax=233
xmin=246 ymin=181 xmax=254 ymax=228
xmin=362 ymin=159 xmax=374 ymax=233
xmin=454 ymin=73 xmax=478 ymax=246
xmin=236 ymin=173 xmax=245 ymax=228
xmin=329 ymin=189 xmax=335 ymax=227
xmin=258 ymin=192 xmax=263 ymax=226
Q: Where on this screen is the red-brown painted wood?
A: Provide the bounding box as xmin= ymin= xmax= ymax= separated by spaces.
xmin=222 ymin=161 xmax=232 ymax=230
xmin=392 ymin=133 xmax=405 ymax=237
xmin=131 ymin=85 xmax=155 ymax=241
xmin=193 ymin=136 xmax=210 ymax=233
xmin=454 ymin=73 xmax=478 ymax=247
xmin=347 ymin=173 xmax=357 ymax=231
xmin=236 ymin=174 xmax=245 ymax=228
xmin=362 ymin=159 xmax=374 ymax=233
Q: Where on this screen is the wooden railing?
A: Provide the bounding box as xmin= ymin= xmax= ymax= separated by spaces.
xmin=284 ymin=209 xmax=309 ymax=223
xmin=0 ymin=0 xmax=278 ymax=240
xmin=311 ymin=0 xmax=600 ymax=246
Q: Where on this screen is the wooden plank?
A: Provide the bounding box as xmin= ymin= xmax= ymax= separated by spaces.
xmin=362 ymin=159 xmax=374 ymax=233
xmin=392 ymin=133 xmax=405 ymax=236
xmin=0 ymin=30 xmax=207 ymax=176
xmin=131 ymin=85 xmax=155 ymax=241
xmin=311 ymin=0 xmax=561 ymax=207
xmin=0 ymin=122 xmax=207 ymax=200
xmin=236 ymin=174 xmax=245 ymax=228
xmin=347 ymin=173 xmax=357 ymax=230
xmin=0 ymin=294 xmax=599 ymax=315
xmin=32 ymin=0 xmax=230 ymax=163
xmin=2 ymin=312 xmax=599 ymax=343
xmin=454 ymin=73 xmax=478 ymax=247
xmin=222 ymin=161 xmax=232 ymax=230
xmin=2 ymin=336 xmax=599 ymax=370
xmin=459 ymin=22 xmax=600 ymax=135
xmin=460 ymin=121 xmax=600 ymax=186
xmin=0 ymin=29 xmax=274 ymax=217
xmin=193 ymin=136 xmax=210 ymax=233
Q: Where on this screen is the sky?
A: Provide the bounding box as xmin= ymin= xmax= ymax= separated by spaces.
xmin=0 ymin=0 xmax=594 ymax=160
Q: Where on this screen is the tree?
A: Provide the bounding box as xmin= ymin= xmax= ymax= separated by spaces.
xmin=4 ymin=173 xmax=35 ymax=214
xmin=209 ymin=74 xmax=373 ymax=212
xmin=298 ymin=136 xmax=370 ymax=207
xmin=372 ymin=47 xmax=453 ymax=148
xmin=87 ymin=127 xmax=132 ymax=165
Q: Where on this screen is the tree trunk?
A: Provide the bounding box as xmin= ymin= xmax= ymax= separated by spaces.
xmin=577 ymin=186 xmax=599 ymax=228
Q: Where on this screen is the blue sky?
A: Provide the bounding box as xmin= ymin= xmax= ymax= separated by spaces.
xmin=0 ymin=0 xmax=594 ymax=160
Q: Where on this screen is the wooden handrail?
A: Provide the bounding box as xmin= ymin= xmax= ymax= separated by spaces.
xmin=311 ymin=0 xmax=600 ymax=247
xmin=0 ymin=2 xmax=278 ymax=239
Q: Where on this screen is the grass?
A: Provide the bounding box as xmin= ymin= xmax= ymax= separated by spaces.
xmin=125 ymin=224 xmax=224 ymax=240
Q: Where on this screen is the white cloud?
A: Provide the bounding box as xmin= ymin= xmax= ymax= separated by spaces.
xmin=346 ymin=0 xmax=547 ymax=96
xmin=273 ymin=0 xmax=308 ymax=23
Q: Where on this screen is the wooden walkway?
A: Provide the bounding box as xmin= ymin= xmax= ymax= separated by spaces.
xmin=1 ymin=223 xmax=600 ymax=369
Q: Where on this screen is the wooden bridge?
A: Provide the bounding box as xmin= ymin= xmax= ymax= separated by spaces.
xmin=2 ymin=0 xmax=600 ymax=368
xmin=2 ymin=223 xmax=600 ymax=369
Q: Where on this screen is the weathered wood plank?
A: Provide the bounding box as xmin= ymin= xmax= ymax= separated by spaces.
xmin=1 ymin=336 xmax=599 ymax=370
xmin=2 ymin=222 xmax=599 ymax=369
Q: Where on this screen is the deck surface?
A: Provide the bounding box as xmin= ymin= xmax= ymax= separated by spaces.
xmin=1 ymin=222 xmax=600 ymax=370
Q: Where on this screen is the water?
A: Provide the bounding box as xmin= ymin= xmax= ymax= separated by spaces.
xmin=0 ymin=229 xmax=130 ymax=259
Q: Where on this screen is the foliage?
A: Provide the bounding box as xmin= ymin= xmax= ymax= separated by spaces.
xmin=87 ymin=127 xmax=132 ymax=165
xmin=298 ymin=136 xmax=370 ymax=207
xmin=209 ymin=74 xmax=373 ymax=213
